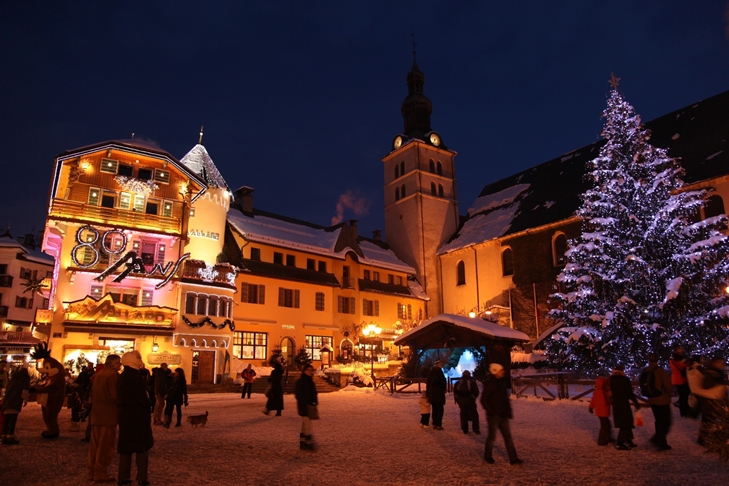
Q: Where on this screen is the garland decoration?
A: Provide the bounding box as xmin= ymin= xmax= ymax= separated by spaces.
xmin=182 ymin=315 xmax=236 ymax=331
xmin=114 ymin=176 xmax=159 ymax=196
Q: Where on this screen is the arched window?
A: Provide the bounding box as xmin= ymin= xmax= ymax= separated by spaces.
xmin=704 ymin=195 xmax=725 ymax=219
xmin=502 ymin=248 xmax=514 ymax=276
xmin=395 ymin=165 xmax=399 ymax=179
xmin=438 ymin=184 xmax=444 ymax=197
xmin=401 ymin=184 xmax=406 ymax=198
xmin=395 ymin=187 xmax=400 ymax=200
xmin=400 ymin=161 xmax=405 ymax=176
xmin=431 ymin=182 xmax=436 ymax=195
xmin=437 ymin=161 xmax=442 ymax=176
xmin=185 ymin=292 xmax=196 ymax=314
xmin=208 ymin=296 xmax=218 ymax=317
xmin=553 ymin=233 xmax=568 ymax=267
xmin=429 ymin=160 xmax=435 ymax=173
xmin=197 ymin=294 xmax=208 ymax=315
xmin=456 ymin=261 xmax=466 ymax=286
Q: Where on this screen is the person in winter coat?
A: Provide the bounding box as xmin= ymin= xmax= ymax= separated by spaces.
xmin=0 ymin=361 xmax=9 ymax=398
xmin=151 ymin=363 xmax=169 ymax=426
xmin=609 ymin=364 xmax=640 ymax=450
xmin=698 ymin=356 xmax=729 ymax=446
xmin=82 ymin=362 xmax=106 ymax=443
xmin=241 ymin=364 xmax=256 ymax=399
xmin=426 ymin=360 xmax=447 ymax=430
xmin=1 ymin=367 xmax=30 ymax=445
xmin=264 ymin=362 xmax=284 ymax=416
xmin=117 ymin=351 xmax=153 ymax=486
xmin=588 ymin=375 xmax=613 ymax=445
xmin=454 ymin=370 xmax=480 ymax=434
xmin=641 ymin=353 xmax=673 ymax=451
xmin=418 ymin=392 xmax=431 ymax=428
xmin=163 ymin=368 xmax=188 ymax=428
xmin=295 ymin=364 xmax=318 ymax=450
xmin=669 ymin=346 xmax=690 ymax=417
xmin=70 ymin=365 xmax=92 ymax=426
xmin=481 ymin=363 xmax=521 ymax=465
xmin=87 ymin=354 xmax=121 ymax=483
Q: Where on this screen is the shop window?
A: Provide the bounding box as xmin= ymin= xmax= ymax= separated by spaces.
xmin=233 ymin=331 xmax=267 ymax=359
xmin=456 ymin=261 xmax=466 ymax=286
xmin=306 ymin=335 xmax=333 ymax=361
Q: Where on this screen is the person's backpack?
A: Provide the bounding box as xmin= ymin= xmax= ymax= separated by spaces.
xmin=639 ymin=369 xmax=662 ymax=398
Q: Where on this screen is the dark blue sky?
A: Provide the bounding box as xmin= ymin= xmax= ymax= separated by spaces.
xmin=2 ymin=1 xmax=728 ymax=241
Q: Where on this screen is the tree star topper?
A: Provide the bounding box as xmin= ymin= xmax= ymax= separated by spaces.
xmin=608 ymin=72 xmax=621 ymax=90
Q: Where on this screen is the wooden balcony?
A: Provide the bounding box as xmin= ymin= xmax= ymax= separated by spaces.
xmin=49 ymin=199 xmax=183 ymax=235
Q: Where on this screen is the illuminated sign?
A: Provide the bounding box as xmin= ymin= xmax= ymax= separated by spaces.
xmin=188 ymin=229 xmax=219 ymax=240
xmin=71 ymin=225 xmax=189 ymax=289
xmin=147 ymin=350 xmax=182 ymax=365
xmin=64 ymin=294 xmax=177 ymax=325
xmin=35 ymin=309 xmax=53 ymax=324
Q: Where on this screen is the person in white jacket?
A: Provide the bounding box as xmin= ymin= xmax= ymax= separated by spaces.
xmin=687 ymin=356 xmax=728 ymax=445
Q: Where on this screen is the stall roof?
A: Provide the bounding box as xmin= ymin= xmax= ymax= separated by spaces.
xmin=394 ymin=313 xmax=530 ymax=349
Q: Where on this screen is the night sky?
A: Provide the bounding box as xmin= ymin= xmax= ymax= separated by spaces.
xmin=2 ymin=2 xmax=729 ymax=242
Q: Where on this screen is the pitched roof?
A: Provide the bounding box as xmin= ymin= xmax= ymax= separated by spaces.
xmin=441 ymin=89 xmax=729 ymax=254
xmin=393 ymin=313 xmax=530 ymax=347
xmin=179 ymin=144 xmax=230 ymax=190
xmin=0 ymin=236 xmax=54 ymax=265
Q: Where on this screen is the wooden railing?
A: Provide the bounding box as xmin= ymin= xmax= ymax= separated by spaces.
xmin=49 ymin=199 xmax=182 ymax=234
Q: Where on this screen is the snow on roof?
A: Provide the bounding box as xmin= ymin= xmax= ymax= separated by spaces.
xmin=180 ymin=144 xmax=229 ymax=190
xmin=0 ymin=236 xmax=23 ymax=249
xmin=407 ymin=277 xmax=429 ymax=300
xmin=467 ymin=183 xmax=530 ymax=217
xmin=228 ymin=210 xmax=415 ymax=272
xmin=0 ymin=237 xmax=54 ymax=265
xmin=394 ymin=313 xmax=530 ymax=345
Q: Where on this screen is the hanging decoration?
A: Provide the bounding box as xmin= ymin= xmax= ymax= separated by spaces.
xmin=198 ymin=264 xmax=219 ymax=282
xmin=182 ymin=315 xmax=235 ymax=331
xmin=114 ymin=176 xmax=159 ymax=196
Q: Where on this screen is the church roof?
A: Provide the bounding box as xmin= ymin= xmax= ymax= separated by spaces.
xmin=440 ymin=88 xmax=729 ymax=254
xmin=179 ymin=144 xmax=230 ymax=190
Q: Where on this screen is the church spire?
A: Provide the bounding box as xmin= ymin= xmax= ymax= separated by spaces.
xmin=400 ymin=46 xmax=432 ymax=138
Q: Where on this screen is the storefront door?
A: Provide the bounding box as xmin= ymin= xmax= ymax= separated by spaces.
xmin=192 ymin=350 xmax=215 ymax=383
xmin=281 ymin=337 xmax=295 ymax=366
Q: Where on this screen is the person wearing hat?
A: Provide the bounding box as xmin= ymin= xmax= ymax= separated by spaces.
xmin=480 ymin=362 xmax=522 ymax=465
xmin=640 ymin=353 xmax=673 ymax=451
xmin=117 ymin=351 xmax=154 ymax=486
xmin=426 ymin=360 xmax=447 ymax=430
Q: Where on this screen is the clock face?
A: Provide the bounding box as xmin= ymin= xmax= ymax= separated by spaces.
xmin=429 ymin=132 xmax=441 ymax=147
xmin=393 ymin=136 xmax=403 ymax=149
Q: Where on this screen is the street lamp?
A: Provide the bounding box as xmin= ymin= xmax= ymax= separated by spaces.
xmin=361 ymin=323 xmax=382 ymax=380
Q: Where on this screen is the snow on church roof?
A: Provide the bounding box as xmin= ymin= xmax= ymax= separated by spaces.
xmin=394 ymin=313 xmax=530 ymax=346
xmin=180 ymin=144 xmax=229 ymax=190
xmin=227 ymin=209 xmax=416 ymax=273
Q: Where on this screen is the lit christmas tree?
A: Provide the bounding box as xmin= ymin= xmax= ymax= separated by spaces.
xmin=548 ymin=74 xmax=729 ymax=370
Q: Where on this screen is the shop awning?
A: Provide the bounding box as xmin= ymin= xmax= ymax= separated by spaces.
xmin=63 ymin=322 xmax=174 ymax=336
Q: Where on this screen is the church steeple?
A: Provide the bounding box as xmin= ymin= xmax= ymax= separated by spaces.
xmin=400 ymin=58 xmax=433 ymax=138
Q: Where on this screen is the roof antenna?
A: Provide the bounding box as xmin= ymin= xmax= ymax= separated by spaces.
xmin=199 ymin=125 xmax=204 ymax=145
xmin=411 ymin=32 xmax=417 ymax=66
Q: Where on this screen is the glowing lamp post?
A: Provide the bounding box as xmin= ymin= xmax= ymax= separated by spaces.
xmin=362 ymin=323 xmax=382 ymax=379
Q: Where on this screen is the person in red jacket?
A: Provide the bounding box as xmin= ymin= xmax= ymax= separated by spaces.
xmin=669 ymin=346 xmax=690 ymax=417
xmin=589 ymin=376 xmax=613 ymax=445
xmin=240 ymin=364 xmax=256 ymax=399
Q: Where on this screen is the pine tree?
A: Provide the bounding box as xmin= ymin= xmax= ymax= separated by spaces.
xmin=548 ymin=78 xmax=729 ymax=370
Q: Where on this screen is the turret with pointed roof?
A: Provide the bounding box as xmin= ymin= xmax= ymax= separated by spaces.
xmin=180 ymin=144 xmax=229 ymax=191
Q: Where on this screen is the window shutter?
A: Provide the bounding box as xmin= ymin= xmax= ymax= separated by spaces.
xmin=278 ymin=288 xmax=285 ymax=307
xmin=407 ymin=304 xmax=412 ymax=320
xmin=374 ymin=300 xmax=379 ymax=317
xmin=350 ymin=297 xmax=355 ymax=314
xmin=259 ymin=285 xmax=265 ymax=305
xmin=15 ymin=296 xmax=21 ymax=307
xmin=240 ymin=282 xmax=249 ymax=302
xmin=294 ymin=290 xmax=300 ymax=308
xmin=338 ymin=296 xmax=343 ymax=313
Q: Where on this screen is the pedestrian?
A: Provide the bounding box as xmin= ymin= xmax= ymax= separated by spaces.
xmin=426 ymin=360 xmax=447 ymax=430
xmin=163 ymin=368 xmax=188 ymax=428
xmin=454 ymin=370 xmax=480 ymax=434
xmin=418 ymin=392 xmax=431 ymax=428
xmin=1 ymin=367 xmax=31 ymax=445
xmin=669 ymin=346 xmax=690 ymax=417
xmin=241 ymin=364 xmax=256 ymax=399
xmin=70 ymin=364 xmax=92 ymax=427
xmin=640 ymin=353 xmax=673 ymax=451
xmin=610 ymin=364 xmax=640 ymax=450
xmin=588 ymin=375 xmax=613 ymax=445
xmin=117 ymin=351 xmax=153 ymax=486
xmin=0 ymin=361 xmax=9 ymax=398
xmin=481 ymin=363 xmax=522 ymax=465
xmin=82 ymin=363 xmax=105 ymax=443
xmin=295 ymin=364 xmax=318 ymax=451
xmin=87 ymin=354 xmax=121 ymax=483
xmin=151 ymin=362 xmax=169 ymax=426
xmin=698 ymin=356 xmax=729 ymax=446
xmin=264 ymin=361 xmax=284 ymax=416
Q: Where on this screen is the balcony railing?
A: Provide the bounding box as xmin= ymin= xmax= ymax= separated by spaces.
xmin=49 ymin=199 xmax=182 ymax=234
xmin=0 ymin=275 xmax=12 ymax=287
xmin=0 ymin=331 xmax=39 ymax=344
xmin=181 ymin=261 xmax=236 ymax=286
xmin=0 ymin=305 xmax=8 ymax=317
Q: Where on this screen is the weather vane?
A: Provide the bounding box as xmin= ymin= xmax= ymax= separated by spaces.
xmin=199 ymin=125 xmax=204 ymax=145
xmin=609 ymin=72 xmax=621 ymax=90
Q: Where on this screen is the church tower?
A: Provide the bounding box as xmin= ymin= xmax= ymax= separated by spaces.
xmin=383 ymin=57 xmax=459 ymax=318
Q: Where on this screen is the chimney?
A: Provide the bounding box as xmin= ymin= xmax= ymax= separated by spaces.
xmin=372 ymin=229 xmax=382 ymax=241
xmin=348 ymin=220 xmax=358 ymax=239
xmin=233 ymin=186 xmax=254 ymax=214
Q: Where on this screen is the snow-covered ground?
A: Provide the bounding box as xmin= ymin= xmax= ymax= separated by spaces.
xmin=2 ymin=388 xmax=728 ymax=486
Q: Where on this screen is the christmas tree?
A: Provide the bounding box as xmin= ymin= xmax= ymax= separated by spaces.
xmin=547 ymin=75 xmax=729 ymax=370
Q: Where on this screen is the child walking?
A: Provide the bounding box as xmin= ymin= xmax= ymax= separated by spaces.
xmin=419 ymin=392 xmax=431 ymax=428
xmin=588 ymin=376 xmax=613 ymax=446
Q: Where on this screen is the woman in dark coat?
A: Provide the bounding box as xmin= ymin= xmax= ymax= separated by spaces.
xmin=1 ymin=368 xmax=31 ymax=444
xmin=163 ymin=368 xmax=188 ymax=428
xmin=117 ymin=351 xmax=154 ymax=486
xmin=454 ymin=370 xmax=480 ymax=434
xmin=609 ymin=365 xmax=640 ymax=450
xmin=426 ymin=360 xmax=447 ymax=430
xmin=295 ymin=364 xmax=318 ymax=450
xmin=264 ymin=362 xmax=284 ymax=416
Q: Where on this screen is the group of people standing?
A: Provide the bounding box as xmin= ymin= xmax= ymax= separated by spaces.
xmin=149 ymin=362 xmax=188 ymax=428
xmin=588 ymin=347 xmax=729 ymax=452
